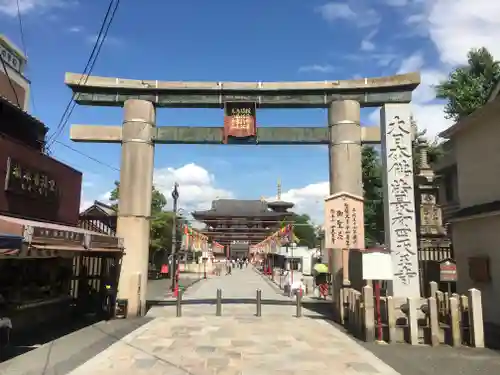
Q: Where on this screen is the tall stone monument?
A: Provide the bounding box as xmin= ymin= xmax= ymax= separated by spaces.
xmin=381 ymin=104 xmax=421 ymax=298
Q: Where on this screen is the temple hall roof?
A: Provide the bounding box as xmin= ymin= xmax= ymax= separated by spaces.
xmin=192 ymin=199 xmax=288 ymax=219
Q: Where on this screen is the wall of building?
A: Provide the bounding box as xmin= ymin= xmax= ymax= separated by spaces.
xmin=454 ymin=104 xmax=500 ymax=207
xmin=452 ymin=216 xmax=500 ymax=326
xmin=0 ymin=37 xmax=29 ymax=110
xmin=0 ymin=68 xmax=27 ymax=107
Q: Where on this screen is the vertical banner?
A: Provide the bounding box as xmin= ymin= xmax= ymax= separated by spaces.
xmin=223 ymin=101 xmax=257 ymax=143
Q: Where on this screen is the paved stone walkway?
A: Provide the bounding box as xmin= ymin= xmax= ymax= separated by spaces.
xmin=66 ymin=267 xmax=401 ymax=375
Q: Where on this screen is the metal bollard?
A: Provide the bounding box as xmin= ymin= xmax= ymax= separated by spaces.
xmin=216 ymin=289 xmax=222 ymax=316
xmin=256 ymin=289 xmax=262 ymax=317
xmin=296 ymin=290 xmax=302 ymax=318
xmin=176 ymin=289 xmax=182 ymax=317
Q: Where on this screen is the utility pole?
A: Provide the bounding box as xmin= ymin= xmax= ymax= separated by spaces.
xmin=171 ymin=182 xmax=179 ymax=291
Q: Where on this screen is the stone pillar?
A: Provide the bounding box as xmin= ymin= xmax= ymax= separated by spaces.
xmin=325 ymin=100 xmax=364 ymax=316
xmin=328 ymin=100 xmax=363 ymax=197
xmin=116 ymin=99 xmax=156 ymax=317
xmin=380 ymin=104 xmax=421 ymax=298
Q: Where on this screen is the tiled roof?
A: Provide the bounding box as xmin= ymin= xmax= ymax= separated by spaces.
xmin=193 ymin=199 xmax=285 ymax=218
xmin=80 ymin=200 xmax=117 ymax=217
xmin=0 ymin=95 xmax=47 ymax=131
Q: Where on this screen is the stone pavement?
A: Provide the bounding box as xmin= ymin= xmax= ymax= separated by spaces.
xmin=65 ymin=267 xmax=402 ymax=375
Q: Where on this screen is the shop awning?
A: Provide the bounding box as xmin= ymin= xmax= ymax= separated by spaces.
xmin=0 ymin=215 xmax=123 ymax=256
xmin=0 ymin=233 xmax=23 ymax=255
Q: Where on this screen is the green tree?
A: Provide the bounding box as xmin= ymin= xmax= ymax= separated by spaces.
xmin=280 ymin=213 xmax=318 ymax=248
xmin=362 ymin=146 xmax=384 ymax=246
xmin=436 ymin=47 xmax=500 ymax=122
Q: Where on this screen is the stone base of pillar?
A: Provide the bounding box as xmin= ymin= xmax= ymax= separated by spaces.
xmin=117 ymin=216 xmax=150 ymax=317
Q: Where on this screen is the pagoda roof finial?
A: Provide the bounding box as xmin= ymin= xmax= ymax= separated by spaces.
xmin=277 ymin=178 xmax=282 ymax=200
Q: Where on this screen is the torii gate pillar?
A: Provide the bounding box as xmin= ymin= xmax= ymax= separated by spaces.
xmin=116 ymin=99 xmax=156 ymax=317
xmin=325 ymin=100 xmax=365 ymax=318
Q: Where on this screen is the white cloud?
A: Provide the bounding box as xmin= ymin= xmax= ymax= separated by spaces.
xmin=153 ymin=163 xmax=233 ymax=213
xmin=384 ymin=0 xmax=408 ymax=6
xmin=81 ymin=163 xmax=233 ymax=219
xmin=369 ymin=53 xmax=453 ymax=138
xmin=410 ymin=103 xmax=453 ymax=139
xmin=396 ymin=53 xmax=448 ymax=104
xmin=381 ymin=0 xmax=500 ymax=137
xmin=68 ymin=26 xmax=82 ymax=33
xmin=410 ymin=0 xmax=500 ymax=66
xmin=316 ymin=2 xmax=380 ymax=28
xmin=0 ymin=0 xmax=75 ymax=16
xmin=267 ymin=182 xmax=329 ymax=225
xmin=85 ymin=34 xmax=123 ymax=46
xmin=298 ymin=64 xmax=335 ymax=73
xmin=344 ymin=52 xmax=399 ymax=67
xmin=397 ymin=52 xmax=425 ymax=74
xmin=360 ymin=40 xmax=375 ymax=52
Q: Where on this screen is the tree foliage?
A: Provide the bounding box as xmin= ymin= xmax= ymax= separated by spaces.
xmin=108 ymin=181 xmax=167 ymax=214
xmin=362 ymin=146 xmax=384 ymax=246
xmin=290 ymin=213 xmax=318 ymax=248
xmin=436 ymin=47 xmax=500 ymax=122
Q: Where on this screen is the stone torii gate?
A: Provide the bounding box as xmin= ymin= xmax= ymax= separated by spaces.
xmin=65 ymin=72 xmax=422 ymax=317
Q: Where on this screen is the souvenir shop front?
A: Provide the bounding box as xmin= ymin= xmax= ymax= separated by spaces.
xmin=0 ymin=216 xmax=123 ymax=334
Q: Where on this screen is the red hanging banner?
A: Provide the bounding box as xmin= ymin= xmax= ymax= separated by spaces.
xmin=223 ymin=102 xmax=257 ymax=144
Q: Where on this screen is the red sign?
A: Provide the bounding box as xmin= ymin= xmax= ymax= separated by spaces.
xmin=440 ymin=259 xmax=457 ymax=282
xmin=223 ymin=102 xmax=256 ymax=143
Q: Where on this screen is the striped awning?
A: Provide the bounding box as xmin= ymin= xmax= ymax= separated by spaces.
xmin=0 ymin=233 xmax=23 ymax=256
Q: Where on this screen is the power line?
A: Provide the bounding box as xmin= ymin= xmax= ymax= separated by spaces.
xmin=15 ymin=0 xmax=37 ymax=113
xmin=45 ymin=0 xmax=121 ymax=150
xmin=46 ymin=0 xmax=117 ymax=147
xmin=15 ymin=0 xmax=27 ymax=55
xmin=53 ymin=140 xmax=120 ymax=172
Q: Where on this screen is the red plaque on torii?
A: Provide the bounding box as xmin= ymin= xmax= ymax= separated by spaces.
xmin=223 ymin=102 xmax=257 ymax=143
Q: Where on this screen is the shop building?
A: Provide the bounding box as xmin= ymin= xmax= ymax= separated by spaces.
xmin=0 ymin=94 xmax=123 ymax=338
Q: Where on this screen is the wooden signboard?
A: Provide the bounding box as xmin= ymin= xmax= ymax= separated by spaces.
xmin=0 ymin=137 xmax=82 ymax=226
xmin=88 ymin=233 xmax=122 ymax=249
xmin=5 ymin=157 xmax=58 ymax=201
xmin=31 ymin=226 xmax=85 ymax=246
xmin=223 ymin=102 xmax=256 ymax=143
xmin=324 ymin=193 xmax=365 ymax=250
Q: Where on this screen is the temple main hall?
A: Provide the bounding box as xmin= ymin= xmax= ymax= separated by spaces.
xmin=192 ymin=182 xmax=294 ymax=259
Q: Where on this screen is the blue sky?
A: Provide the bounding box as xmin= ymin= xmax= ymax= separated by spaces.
xmin=1 ymin=0 xmax=497 ymax=223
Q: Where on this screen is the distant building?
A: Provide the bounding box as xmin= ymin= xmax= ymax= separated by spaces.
xmin=192 ymin=182 xmax=294 ymax=258
xmin=79 ymin=200 xmax=117 ymax=236
xmin=0 ymin=35 xmax=30 ymax=110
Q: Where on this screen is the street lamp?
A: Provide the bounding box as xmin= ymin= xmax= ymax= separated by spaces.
xmin=171 ymin=182 xmax=179 ymax=291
